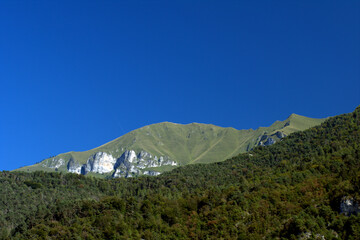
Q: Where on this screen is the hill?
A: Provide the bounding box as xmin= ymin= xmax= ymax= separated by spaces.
xmin=1 ymin=106 xmax=359 ymax=239
xmin=16 ymin=114 xmax=325 ymax=178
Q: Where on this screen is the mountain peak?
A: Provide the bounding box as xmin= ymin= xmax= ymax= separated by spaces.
xmin=15 ymin=114 xmax=326 ymax=177
xmin=287 ymin=113 xmax=301 ymax=119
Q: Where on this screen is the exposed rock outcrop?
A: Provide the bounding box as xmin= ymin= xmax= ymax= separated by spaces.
xmin=42 ymin=158 xmax=65 ymax=169
xmin=62 ymin=150 xmax=177 ymax=178
xmin=258 ymin=136 xmax=276 ymax=146
xmin=67 ymin=158 xmax=82 ymax=174
xmin=264 ymin=137 xmax=276 ymax=146
xmin=112 ymin=150 xmax=176 ymax=178
xmin=143 ymin=171 xmax=161 ymax=176
xmin=258 ymin=131 xmax=286 ymax=147
xmin=340 ymin=197 xmax=360 ymax=216
xmin=81 ymin=152 xmax=117 ymax=175
xmin=275 ymin=131 xmax=286 ymax=138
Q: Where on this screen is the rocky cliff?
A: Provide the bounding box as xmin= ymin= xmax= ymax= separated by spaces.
xmin=42 ymin=150 xmax=177 ymax=178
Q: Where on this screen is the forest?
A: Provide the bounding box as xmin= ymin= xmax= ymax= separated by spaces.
xmin=0 ymin=106 xmax=359 ymax=239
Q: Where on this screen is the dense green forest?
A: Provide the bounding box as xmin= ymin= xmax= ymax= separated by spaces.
xmin=1 ymin=107 xmax=359 ymax=239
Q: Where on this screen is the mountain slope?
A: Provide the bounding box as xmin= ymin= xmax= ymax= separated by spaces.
xmin=16 ymin=114 xmax=325 ymax=177
xmin=2 ymin=106 xmax=359 ymax=239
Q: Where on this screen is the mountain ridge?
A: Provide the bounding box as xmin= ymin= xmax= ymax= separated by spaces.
xmin=15 ymin=113 xmax=325 ymax=177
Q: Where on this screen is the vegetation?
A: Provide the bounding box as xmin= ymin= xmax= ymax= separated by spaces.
xmin=1 ymin=107 xmax=359 ymax=239
xmin=16 ymin=114 xmax=324 ymax=176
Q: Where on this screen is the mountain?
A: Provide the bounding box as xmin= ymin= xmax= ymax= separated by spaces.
xmin=16 ymin=114 xmax=325 ymax=178
xmin=2 ymin=107 xmax=359 ymax=239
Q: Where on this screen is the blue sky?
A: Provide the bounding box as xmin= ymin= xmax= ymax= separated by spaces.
xmin=1 ymin=0 xmax=359 ymax=171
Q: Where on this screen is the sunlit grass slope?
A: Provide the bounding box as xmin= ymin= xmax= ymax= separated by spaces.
xmin=17 ymin=114 xmax=325 ymax=173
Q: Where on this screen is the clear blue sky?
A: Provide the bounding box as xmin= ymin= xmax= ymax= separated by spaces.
xmin=1 ymin=0 xmax=359 ymax=171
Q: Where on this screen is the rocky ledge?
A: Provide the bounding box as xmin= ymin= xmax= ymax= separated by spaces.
xmin=112 ymin=150 xmax=176 ymax=178
xmin=257 ymin=131 xmax=287 ymax=147
xmin=47 ymin=150 xmax=177 ymax=178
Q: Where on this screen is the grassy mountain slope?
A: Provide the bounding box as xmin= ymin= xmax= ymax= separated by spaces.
xmin=17 ymin=114 xmax=325 ymax=174
xmin=1 ymin=106 xmax=359 ymax=239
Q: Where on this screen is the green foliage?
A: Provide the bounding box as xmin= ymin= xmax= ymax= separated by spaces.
xmin=23 ymin=180 xmax=43 ymax=189
xmin=1 ymin=106 xmax=359 ymax=239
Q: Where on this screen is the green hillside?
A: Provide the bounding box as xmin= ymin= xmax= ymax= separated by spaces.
xmin=1 ymin=107 xmax=359 ymax=239
xmin=16 ymin=114 xmax=325 ymax=176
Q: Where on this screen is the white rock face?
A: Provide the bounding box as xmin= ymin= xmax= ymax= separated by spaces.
xmin=54 ymin=149 xmax=177 ymax=178
xmin=42 ymin=158 xmax=65 ymax=169
xmin=67 ymin=158 xmax=82 ymax=174
xmin=143 ymin=171 xmax=161 ymax=176
xmin=125 ymin=150 xmax=137 ymax=163
xmin=138 ymin=150 xmax=152 ymax=159
xmin=113 ymin=168 xmax=126 ymax=178
xmin=112 ymin=150 xmax=177 ymax=178
xmin=68 ymin=166 xmax=81 ymax=174
xmin=82 ymin=152 xmax=116 ymax=174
